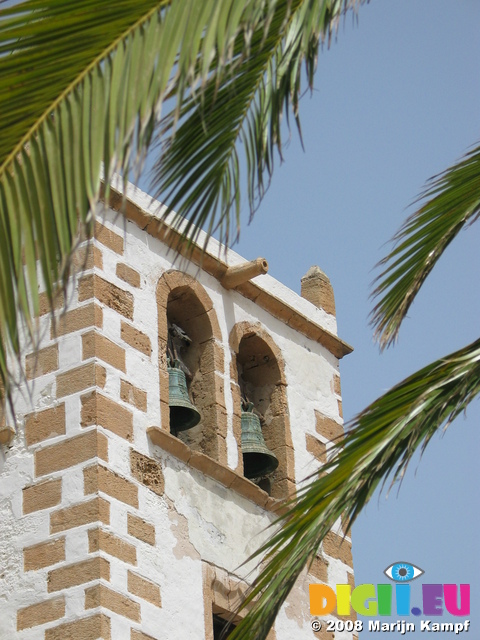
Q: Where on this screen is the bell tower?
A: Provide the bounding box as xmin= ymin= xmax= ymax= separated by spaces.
xmin=0 ymin=182 xmax=354 ymax=639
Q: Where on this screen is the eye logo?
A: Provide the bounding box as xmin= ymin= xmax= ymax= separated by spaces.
xmin=384 ymin=561 xmax=424 ymax=582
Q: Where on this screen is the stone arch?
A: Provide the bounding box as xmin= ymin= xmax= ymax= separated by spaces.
xmin=229 ymin=322 xmax=294 ymax=500
xmin=157 ymin=271 xmax=226 ymax=462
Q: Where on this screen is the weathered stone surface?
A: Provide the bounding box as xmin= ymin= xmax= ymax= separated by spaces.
xmin=45 ymin=613 xmax=111 ymax=640
xmin=17 ymin=597 xmax=65 ymax=631
xmin=121 ymin=380 xmax=147 ymax=412
xmin=128 ymin=571 xmax=162 ymax=608
xmin=26 ymin=344 xmax=59 ymax=379
xmin=121 ymin=321 xmax=152 ymax=356
xmin=78 ymin=273 xmax=134 ymax=319
xmin=25 ymin=404 xmax=66 ymax=447
xmin=23 ymin=478 xmax=62 ymax=514
xmin=88 ymin=528 xmax=137 ymax=565
xmin=24 ymin=538 xmax=66 ymax=572
xmin=85 ymin=583 xmax=140 ymax=622
xmin=50 ymin=497 xmax=110 ymax=534
xmin=323 ymin=531 xmax=353 ymax=567
xmin=84 ymin=464 xmax=138 ymax=508
xmin=315 ymin=411 xmax=344 ymax=443
xmin=51 ymin=302 xmax=102 ymax=337
xmin=127 ymin=513 xmax=155 ymax=546
xmin=47 ymin=557 xmax=110 ymax=592
xmin=35 ymin=430 xmax=108 ymax=477
xmin=81 ymin=391 xmax=133 ymax=441
xmin=95 ymin=220 xmax=124 ymax=254
xmin=82 ymin=330 xmax=126 ymax=372
xmin=300 ymin=265 xmax=336 ymax=316
xmin=116 ymin=263 xmax=141 ymax=288
xmin=130 ymin=449 xmax=164 ymax=497
xmin=56 ymin=362 xmax=106 ymax=398
xmin=305 ymin=434 xmax=327 ymax=464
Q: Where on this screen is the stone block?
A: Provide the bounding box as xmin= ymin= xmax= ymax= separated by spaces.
xmin=23 ymin=478 xmax=62 ymax=514
xmin=305 ymin=434 xmax=327 ymax=464
xmin=88 ymin=528 xmax=137 ymax=565
xmin=323 ymin=531 xmax=353 ymax=567
xmin=51 ymin=302 xmax=102 ymax=338
xmin=95 ymin=220 xmax=124 ymax=254
xmin=25 ymin=404 xmax=66 ymax=447
xmin=121 ymin=321 xmax=152 ymax=356
xmin=85 ymin=583 xmax=140 ymax=622
xmin=308 ymin=554 xmax=329 ymax=582
xmin=81 ymin=391 xmax=133 ymax=442
xmin=45 ymin=612 xmax=111 ymax=640
xmin=315 ymin=411 xmax=344 ymax=444
xmin=47 ymin=557 xmax=110 ymax=592
xmin=116 ymin=263 xmax=141 ymax=288
xmin=38 ymin=289 xmax=65 ymax=317
xmin=17 ymin=597 xmax=65 ymax=631
xmin=84 ymin=464 xmax=138 ymax=508
xmin=130 ymin=449 xmax=164 ymax=497
xmin=79 ymin=274 xmax=134 ymax=320
xmin=26 ymin=344 xmax=59 ymax=379
xmin=128 ymin=571 xmax=162 ymax=608
xmin=35 ymin=429 xmax=108 ymax=477
xmin=0 ymin=424 xmax=15 ymax=445
xmin=56 ymin=361 xmax=106 ymax=398
xmin=50 ymin=496 xmax=110 ymax=534
xmin=120 ymin=380 xmax=147 ymax=412
xmin=82 ymin=330 xmax=126 ymax=373
xmin=24 ymin=538 xmax=65 ymax=572
xmin=127 ymin=513 xmax=155 ymax=546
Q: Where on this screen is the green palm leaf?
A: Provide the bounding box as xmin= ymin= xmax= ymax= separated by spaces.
xmin=230 ymin=338 xmax=480 ymax=639
xmin=371 ymin=144 xmax=480 ymax=347
xmin=152 ymin=0 xmax=364 ymax=246
xmin=0 ymin=0 xmax=361 ymax=394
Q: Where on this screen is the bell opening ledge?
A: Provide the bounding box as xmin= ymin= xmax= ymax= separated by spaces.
xmin=147 ymin=426 xmax=289 ymax=514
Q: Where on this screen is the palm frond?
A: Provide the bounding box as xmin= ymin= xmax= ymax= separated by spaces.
xmin=230 ymin=338 xmax=480 ymax=639
xmin=153 ymin=0 xmax=365 ymax=247
xmin=0 ymin=0 xmax=361 ymax=394
xmin=371 ymin=144 xmax=480 ymax=348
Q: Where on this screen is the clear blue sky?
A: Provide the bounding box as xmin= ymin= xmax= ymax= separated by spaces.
xmin=143 ymin=0 xmax=480 ymax=635
xmin=226 ymin=0 xmax=480 ymax=635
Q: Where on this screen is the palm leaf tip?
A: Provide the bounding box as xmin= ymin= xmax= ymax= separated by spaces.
xmin=371 ymin=143 xmax=480 ymax=348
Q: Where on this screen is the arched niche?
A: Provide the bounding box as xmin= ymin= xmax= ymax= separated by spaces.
xmin=229 ymin=322 xmax=295 ymax=500
xmin=157 ymin=271 xmax=226 ymax=462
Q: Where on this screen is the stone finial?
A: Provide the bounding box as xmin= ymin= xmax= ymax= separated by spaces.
xmin=0 ymin=424 xmax=15 ymax=446
xmin=301 ymin=266 xmax=336 ymax=316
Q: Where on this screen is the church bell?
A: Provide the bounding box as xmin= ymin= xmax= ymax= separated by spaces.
xmin=241 ymin=403 xmax=278 ymax=479
xmin=168 ymin=361 xmax=201 ymax=432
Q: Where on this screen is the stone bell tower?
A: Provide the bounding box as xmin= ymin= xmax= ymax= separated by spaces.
xmin=0 ymin=181 xmax=354 ymax=639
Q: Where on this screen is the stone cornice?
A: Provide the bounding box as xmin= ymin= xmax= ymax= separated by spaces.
xmin=107 ymin=187 xmax=353 ymax=360
xmin=147 ymin=427 xmax=287 ymax=515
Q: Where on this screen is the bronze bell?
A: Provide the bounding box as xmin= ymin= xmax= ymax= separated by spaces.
xmin=241 ymin=403 xmax=278 ymax=479
xmin=168 ymin=361 xmax=201 ymax=432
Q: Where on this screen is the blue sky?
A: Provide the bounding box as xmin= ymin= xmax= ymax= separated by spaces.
xmin=225 ymin=0 xmax=480 ymax=635
xmin=142 ymin=0 xmax=480 ymax=635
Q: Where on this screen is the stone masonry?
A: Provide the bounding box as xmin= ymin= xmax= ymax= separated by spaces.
xmin=0 ymin=182 xmax=354 ymax=640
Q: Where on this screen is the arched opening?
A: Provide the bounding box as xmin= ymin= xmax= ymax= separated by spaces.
xmin=157 ymin=272 xmax=226 ymax=462
xmin=229 ymin=323 xmax=295 ymax=500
